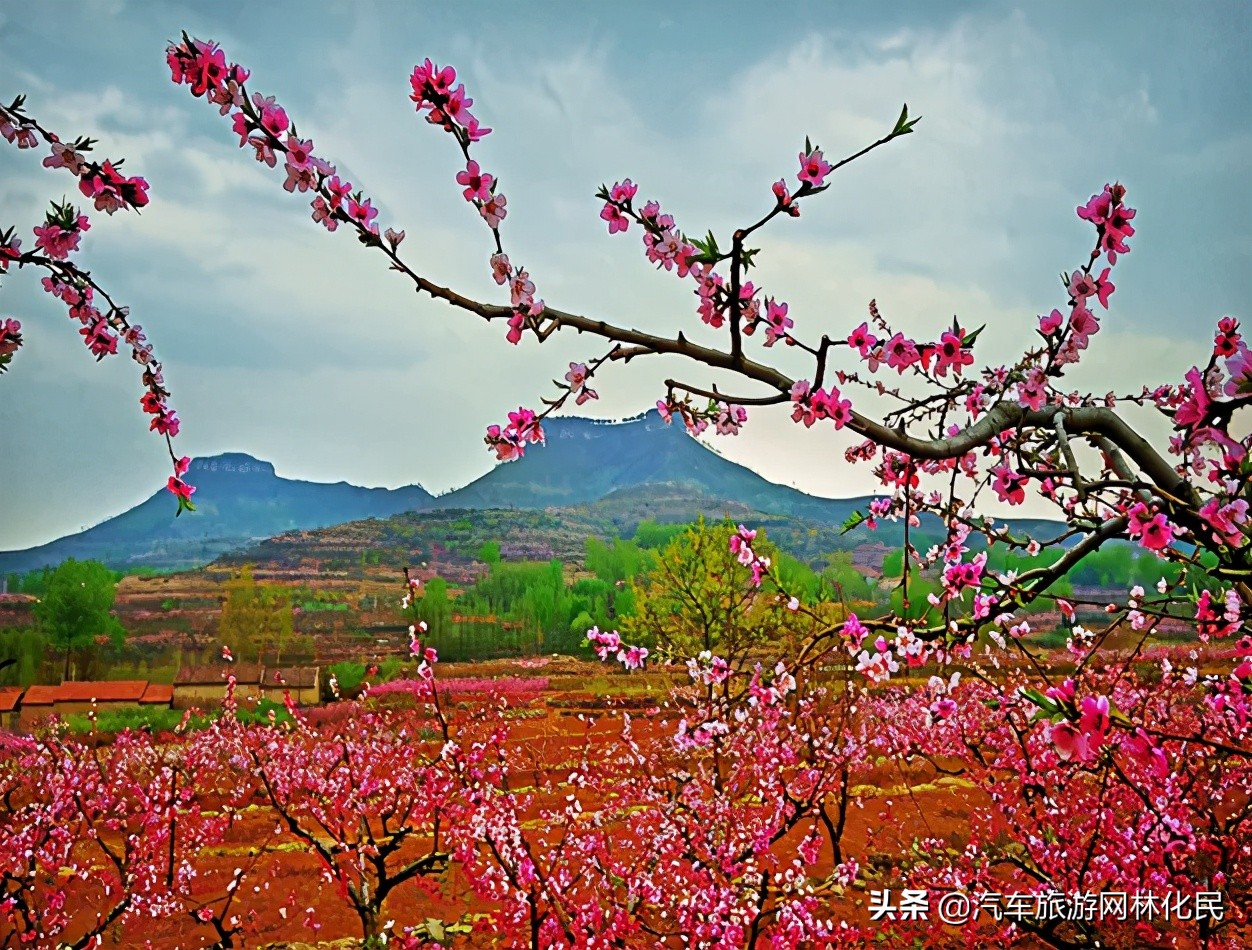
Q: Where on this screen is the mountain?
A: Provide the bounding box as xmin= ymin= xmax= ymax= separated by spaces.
xmin=2 ymin=412 xmax=1072 ymax=576
xmin=0 ymin=454 xmax=435 ymax=575
xmin=435 ymin=411 xmax=873 ymax=524
xmin=431 ymin=412 xmax=1069 ymax=543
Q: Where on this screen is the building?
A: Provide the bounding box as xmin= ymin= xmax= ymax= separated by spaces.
xmin=16 ymin=679 xmax=173 ymax=730
xmin=260 ymin=666 xmax=320 ymax=705
xmin=18 ymin=685 xmax=57 ymax=731
xmin=173 ymin=663 xmax=264 ymax=706
xmin=0 ymin=687 xmax=22 ymax=730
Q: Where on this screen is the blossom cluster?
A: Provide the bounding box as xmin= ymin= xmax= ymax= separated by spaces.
xmin=1 ymin=97 xmax=190 ymax=509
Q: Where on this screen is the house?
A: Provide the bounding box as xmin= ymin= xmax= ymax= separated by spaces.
xmin=140 ymin=683 xmax=175 ymax=708
xmin=18 ymin=685 xmax=57 ymax=730
xmin=0 ymin=687 xmax=22 ymax=730
xmin=50 ymin=680 xmax=149 ymax=718
xmin=17 ymin=680 xmax=173 ymax=729
xmin=173 ymin=662 xmax=264 ymax=706
xmin=260 ymin=666 xmax=320 ymax=705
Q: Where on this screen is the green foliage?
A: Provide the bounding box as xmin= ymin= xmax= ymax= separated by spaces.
xmin=218 ymin=565 xmax=294 ymax=664
xmin=328 ymin=660 xmax=367 ymax=695
xmin=478 ymin=540 xmax=501 ymax=564
xmin=585 ymin=537 xmax=654 ymax=584
xmin=621 ymin=519 xmax=817 ymax=663
xmin=232 ymin=698 xmax=293 ymax=727
xmin=632 ymin=519 xmax=687 ymax=550
xmin=63 ymin=704 xmax=209 ymax=734
xmin=9 ymin=564 xmax=121 ymax=597
xmin=0 ymin=628 xmax=45 ymax=686
xmin=820 ymin=551 xmax=878 ymax=603
xmin=33 ymin=558 xmax=125 ymax=681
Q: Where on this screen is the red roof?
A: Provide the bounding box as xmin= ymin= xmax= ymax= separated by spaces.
xmin=21 ymin=685 xmax=57 ymax=706
xmin=0 ymin=687 xmax=22 ymax=712
xmin=140 ymin=683 xmax=174 ymax=705
xmin=54 ymin=681 xmax=149 ymax=703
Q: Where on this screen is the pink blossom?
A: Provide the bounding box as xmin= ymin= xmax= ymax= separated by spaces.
xmin=715 ymin=404 xmax=747 ymax=435
xmin=480 ymin=193 xmax=507 ymax=228
xmin=933 ymin=329 xmax=974 ymax=377
xmin=489 ymin=252 xmax=511 ymax=285
xmin=456 ymin=160 xmax=493 ymax=203
xmin=325 ymin=175 xmax=352 ymax=209
xmin=1049 ymin=720 xmax=1088 ymax=762
xmin=772 ymin=178 xmax=799 ymax=216
xmin=797 ymin=147 xmax=832 ymax=187
xmin=1038 ymin=308 xmax=1064 ymax=336
xmin=311 ymin=196 xmax=338 ymax=231
xmin=991 ymin=465 xmax=1027 ymax=505
xmin=346 ymin=197 xmax=379 ymax=234
xmin=1067 ymin=305 xmax=1100 ymax=346
xmin=600 ymin=202 xmax=629 ymax=234
xmin=883 ymin=332 xmax=920 ymax=373
xmin=609 ymin=179 xmax=638 ymax=203
xmin=1174 ymin=366 xmax=1211 ymax=428
xmin=847 ymin=322 xmax=877 ymax=356
xmin=763 ymin=298 xmax=793 ymax=346
xmin=1126 ymin=502 xmax=1175 ymax=551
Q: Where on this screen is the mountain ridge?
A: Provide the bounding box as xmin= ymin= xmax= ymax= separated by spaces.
xmin=1 ymin=411 xmax=1067 ymax=574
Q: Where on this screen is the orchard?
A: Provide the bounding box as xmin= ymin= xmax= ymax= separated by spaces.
xmin=0 ymin=16 xmax=1248 ymax=950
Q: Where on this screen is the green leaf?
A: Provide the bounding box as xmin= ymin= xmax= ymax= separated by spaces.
xmin=840 ymin=511 xmax=868 ymax=535
xmin=1020 ymin=687 xmax=1059 ymax=716
xmin=891 ymin=104 xmax=922 ymax=136
xmin=893 ymin=104 xmax=909 ymax=134
xmin=963 ymin=323 xmax=986 ymax=347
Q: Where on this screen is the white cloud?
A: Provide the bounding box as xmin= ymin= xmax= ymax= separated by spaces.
xmin=0 ymin=3 xmax=1245 ymax=550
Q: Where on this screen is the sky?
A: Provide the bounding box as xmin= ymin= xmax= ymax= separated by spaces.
xmin=1 ymin=0 xmax=1249 ymax=551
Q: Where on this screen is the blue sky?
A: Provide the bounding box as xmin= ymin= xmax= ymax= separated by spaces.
xmin=1 ymin=0 xmax=1248 ymax=550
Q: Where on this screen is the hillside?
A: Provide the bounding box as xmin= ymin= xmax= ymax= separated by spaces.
xmin=216 ymin=483 xmax=871 ymax=578
xmin=0 ymin=454 xmax=435 ymax=575
xmin=2 ymin=412 xmax=1073 ymax=575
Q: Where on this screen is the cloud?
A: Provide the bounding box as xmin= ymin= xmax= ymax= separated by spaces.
xmin=0 ymin=2 xmax=1245 ymax=551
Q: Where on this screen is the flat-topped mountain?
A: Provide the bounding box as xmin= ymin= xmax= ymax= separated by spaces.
xmin=0 ymin=453 xmax=435 ymax=574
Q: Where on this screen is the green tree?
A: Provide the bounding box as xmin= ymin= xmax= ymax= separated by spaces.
xmin=478 ymin=540 xmax=501 ymax=564
xmin=415 ymin=576 xmax=452 ymax=643
xmin=218 ymin=565 xmax=293 ymax=663
xmin=33 ymin=558 xmax=124 ymax=681
xmin=621 ymin=519 xmax=818 ymax=667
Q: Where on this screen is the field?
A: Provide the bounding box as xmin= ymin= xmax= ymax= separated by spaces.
xmin=2 ymin=679 xmax=989 ymax=948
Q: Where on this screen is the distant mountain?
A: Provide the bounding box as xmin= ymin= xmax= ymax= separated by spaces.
xmin=0 ymin=453 xmax=435 ymax=575
xmin=2 ymin=413 xmax=1073 ymax=575
xmin=432 ymin=412 xmax=1069 ymax=543
xmin=435 ymin=411 xmax=874 ymax=524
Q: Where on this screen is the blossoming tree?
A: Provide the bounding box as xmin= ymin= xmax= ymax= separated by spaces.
xmin=0 ymin=30 xmax=1248 ymax=948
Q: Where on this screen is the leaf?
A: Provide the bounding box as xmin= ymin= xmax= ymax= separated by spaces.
xmin=963 ymin=323 xmax=986 ymax=347
xmin=891 ymin=103 xmax=922 ymax=135
xmin=1020 ymin=687 xmax=1059 ymax=716
xmin=840 ymin=511 xmax=868 ymax=535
